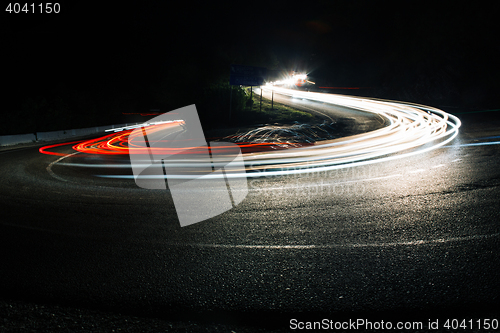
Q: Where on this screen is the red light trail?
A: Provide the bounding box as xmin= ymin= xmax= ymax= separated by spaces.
xmin=39 ymin=121 xmax=297 ymax=157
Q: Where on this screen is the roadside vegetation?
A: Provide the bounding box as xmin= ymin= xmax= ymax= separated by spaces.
xmin=196 ymin=84 xmax=316 ymax=137
xmin=238 ymin=87 xmax=315 ymax=124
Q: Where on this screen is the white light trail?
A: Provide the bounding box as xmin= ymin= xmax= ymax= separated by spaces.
xmin=105 ymin=120 xmax=183 ymax=133
xmin=235 ymin=87 xmax=461 ymax=177
xmin=96 ymin=87 xmax=461 ymax=180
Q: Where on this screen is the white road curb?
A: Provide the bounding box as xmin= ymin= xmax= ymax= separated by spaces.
xmin=0 ymin=123 xmax=140 ymax=147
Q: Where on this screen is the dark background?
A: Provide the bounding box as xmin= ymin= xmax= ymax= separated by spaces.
xmin=1 ymin=3 xmax=500 ymax=330
xmin=2 ymin=1 xmax=499 ymax=134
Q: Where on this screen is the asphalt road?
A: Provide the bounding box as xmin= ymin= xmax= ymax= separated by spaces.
xmin=0 ymin=91 xmax=499 ymax=332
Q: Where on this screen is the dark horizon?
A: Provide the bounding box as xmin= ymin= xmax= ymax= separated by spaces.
xmin=3 ymin=2 xmax=499 ymax=134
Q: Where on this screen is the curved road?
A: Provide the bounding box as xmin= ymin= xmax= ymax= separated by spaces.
xmin=1 ymin=90 xmax=499 ymax=331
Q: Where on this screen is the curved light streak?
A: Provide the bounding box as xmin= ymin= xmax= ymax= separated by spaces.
xmin=41 ymin=87 xmax=461 ymax=181
xmin=229 ymin=87 xmax=462 ymax=177
xmin=40 ymin=121 xmax=293 ymax=157
xmin=136 ymin=88 xmax=460 ymax=179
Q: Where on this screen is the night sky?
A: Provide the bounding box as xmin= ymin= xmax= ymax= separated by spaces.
xmin=3 ymin=2 xmax=499 ymax=134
